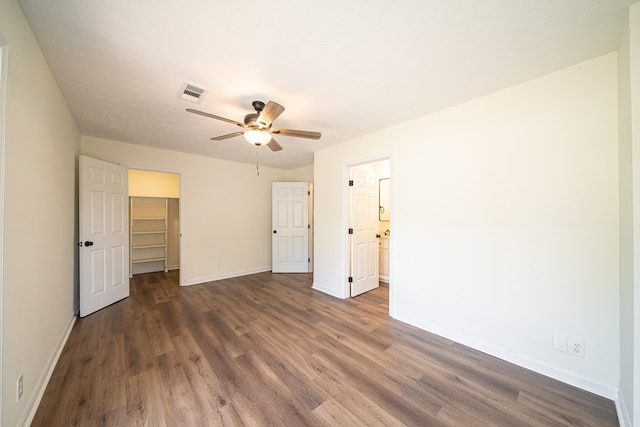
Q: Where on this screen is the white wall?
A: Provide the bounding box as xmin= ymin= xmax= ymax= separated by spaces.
xmin=314 ymin=53 xmax=620 ymax=397
xmin=618 ymin=3 xmax=640 ymax=426
xmin=0 ymin=1 xmax=81 ymax=425
xmin=82 ymin=136 xmax=292 ymax=285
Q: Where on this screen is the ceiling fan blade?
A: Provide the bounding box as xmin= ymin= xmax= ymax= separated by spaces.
xmin=257 ymin=101 xmax=285 ymax=126
xmin=273 ymin=128 xmax=321 ymax=140
xmin=211 ymin=131 xmax=244 ymax=141
xmin=267 ymin=138 xmax=283 ymax=152
xmin=186 ymin=108 xmax=245 ymax=127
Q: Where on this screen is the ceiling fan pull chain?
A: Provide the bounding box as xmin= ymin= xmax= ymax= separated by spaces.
xmin=256 ymin=151 xmax=260 ymax=176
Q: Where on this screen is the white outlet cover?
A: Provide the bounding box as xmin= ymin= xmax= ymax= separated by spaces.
xmin=569 ymin=338 xmax=586 ymax=358
xmin=552 ymin=333 xmax=568 ymax=353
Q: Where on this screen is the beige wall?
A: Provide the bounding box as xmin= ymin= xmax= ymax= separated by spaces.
xmin=0 ymin=1 xmax=81 ymax=425
xmin=618 ymin=3 xmax=640 ymax=426
xmin=167 ymin=197 xmax=180 ymax=269
xmin=289 ymin=164 xmax=314 ymax=182
xmin=314 ymin=53 xmax=620 ymax=398
xmin=82 ymin=136 xmax=292 ymax=285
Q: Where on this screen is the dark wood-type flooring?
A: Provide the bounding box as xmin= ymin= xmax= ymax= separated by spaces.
xmin=32 ymin=271 xmax=618 ymax=426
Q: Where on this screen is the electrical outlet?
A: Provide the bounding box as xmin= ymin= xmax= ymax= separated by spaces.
xmin=17 ymin=374 xmax=23 ymax=401
xmin=569 ymin=338 xmax=585 ymax=358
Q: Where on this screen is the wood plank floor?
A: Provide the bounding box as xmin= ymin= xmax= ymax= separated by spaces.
xmin=32 ymin=271 xmax=619 ymax=426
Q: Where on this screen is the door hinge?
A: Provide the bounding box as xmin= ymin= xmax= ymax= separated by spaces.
xmin=308 ymin=224 xmax=311 ymax=229
xmin=348 ymin=228 xmax=353 ymax=234
xmin=348 ymin=276 xmax=353 ymax=283
xmin=348 ymin=180 xmax=354 ymax=186
xmin=308 ymin=258 xmax=311 ymax=262
xmin=308 ymin=190 xmax=311 ymax=195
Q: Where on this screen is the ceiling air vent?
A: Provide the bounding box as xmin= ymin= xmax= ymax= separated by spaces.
xmin=178 ymin=82 xmax=209 ymax=103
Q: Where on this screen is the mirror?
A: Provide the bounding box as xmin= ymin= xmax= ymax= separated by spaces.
xmin=379 ymin=178 xmax=390 ymax=221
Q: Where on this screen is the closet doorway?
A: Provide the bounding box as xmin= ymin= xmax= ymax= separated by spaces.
xmin=129 ymin=169 xmax=180 ymax=278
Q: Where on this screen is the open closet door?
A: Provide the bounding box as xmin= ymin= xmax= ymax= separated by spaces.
xmin=350 ymin=167 xmax=379 ymax=296
xmin=79 ymin=155 xmax=129 ymax=317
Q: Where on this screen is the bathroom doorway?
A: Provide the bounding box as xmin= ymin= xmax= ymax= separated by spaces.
xmin=345 ymin=158 xmax=391 ymax=301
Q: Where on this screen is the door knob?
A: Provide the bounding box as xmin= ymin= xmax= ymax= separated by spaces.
xmin=84 ymin=241 xmax=94 ymax=247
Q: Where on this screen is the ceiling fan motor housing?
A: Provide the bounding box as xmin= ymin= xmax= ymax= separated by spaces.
xmin=244 ymin=113 xmax=260 ymax=127
xmin=249 ymin=101 xmax=270 ymax=129
xmin=252 ymin=100 xmax=265 ymax=112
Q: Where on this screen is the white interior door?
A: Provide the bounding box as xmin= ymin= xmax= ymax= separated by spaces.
xmin=272 ymin=182 xmax=309 ymax=273
xmin=79 ymin=155 xmax=129 ymax=317
xmin=350 ymin=167 xmax=379 ymax=296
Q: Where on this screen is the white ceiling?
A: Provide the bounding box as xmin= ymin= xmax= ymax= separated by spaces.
xmin=17 ymin=0 xmax=638 ymax=169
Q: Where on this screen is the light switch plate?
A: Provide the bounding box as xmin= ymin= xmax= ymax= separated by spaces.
xmin=552 ymin=333 xmax=568 ymax=353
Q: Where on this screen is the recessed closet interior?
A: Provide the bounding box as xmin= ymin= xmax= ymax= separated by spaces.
xmin=128 ymin=169 xmax=180 ymax=276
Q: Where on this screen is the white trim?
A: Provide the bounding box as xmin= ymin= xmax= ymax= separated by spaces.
xmin=394 ymin=313 xmax=619 ymax=400
xmin=617 ymin=390 xmax=631 ymax=427
xmin=0 ymin=35 xmax=9 ymax=427
xmin=387 ymin=155 xmax=396 ymax=318
xmin=341 ymin=163 xmax=350 ymax=299
xmin=180 ymin=267 xmax=273 ymax=286
xmin=311 ymin=282 xmax=345 ymax=299
xmin=308 ymin=182 xmax=314 ymax=273
xmin=20 ymin=316 xmax=76 ymax=427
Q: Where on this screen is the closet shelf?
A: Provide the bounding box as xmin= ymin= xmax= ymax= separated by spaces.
xmin=132 ymin=244 xmax=166 ymax=249
xmin=130 ymin=196 xmax=169 ymax=276
xmin=131 ymin=256 xmax=166 ymax=264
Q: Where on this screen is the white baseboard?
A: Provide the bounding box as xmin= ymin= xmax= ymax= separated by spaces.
xmin=312 ymin=282 xmax=346 ymax=299
xmin=616 ymin=390 xmax=631 ymax=427
xmin=180 ymin=267 xmax=272 ymax=286
xmin=393 ymin=313 xmax=619 ymax=400
xmin=20 ymin=314 xmax=76 ymax=427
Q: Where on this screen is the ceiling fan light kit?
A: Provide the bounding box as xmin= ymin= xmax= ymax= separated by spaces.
xmin=186 ymin=100 xmax=321 ymax=152
xmin=244 ymin=129 xmax=272 ymax=146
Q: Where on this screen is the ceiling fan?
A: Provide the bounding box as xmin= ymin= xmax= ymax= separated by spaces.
xmin=186 ymin=100 xmax=321 ymax=152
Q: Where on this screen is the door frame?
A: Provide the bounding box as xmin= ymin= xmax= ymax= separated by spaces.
xmin=342 ymin=155 xmax=394 ymax=315
xmin=126 ymin=165 xmax=184 ymax=285
xmin=0 ymin=34 xmax=9 ymax=417
xmin=308 ymin=182 xmax=314 ymax=273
